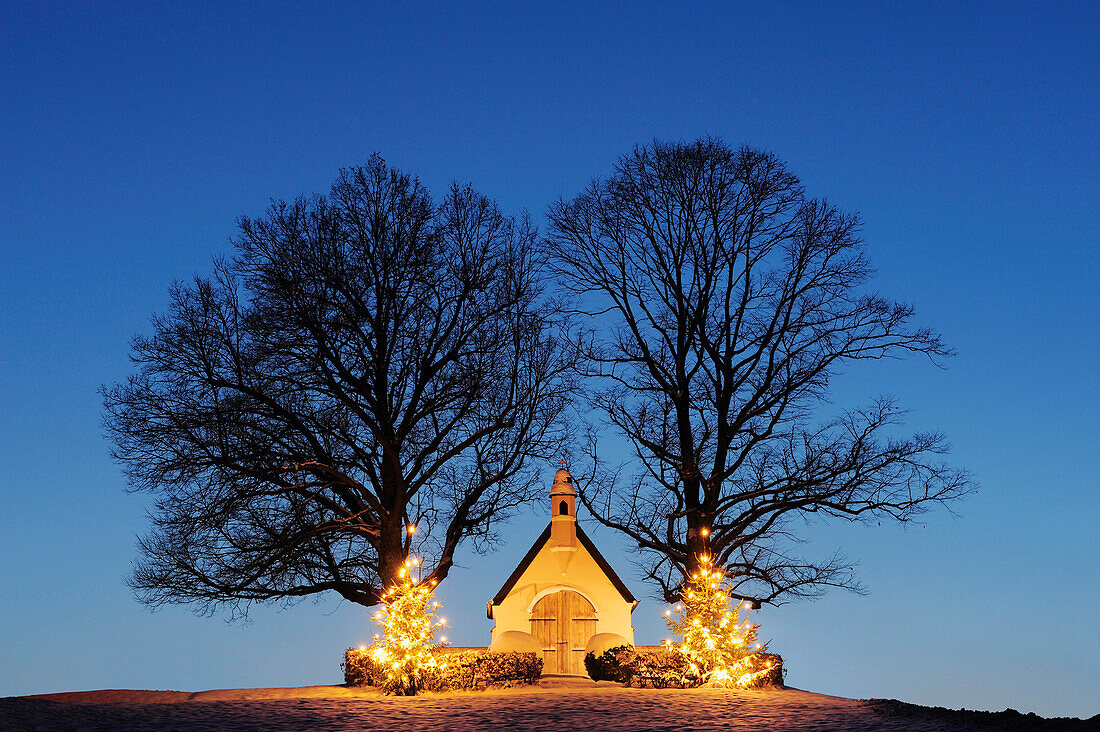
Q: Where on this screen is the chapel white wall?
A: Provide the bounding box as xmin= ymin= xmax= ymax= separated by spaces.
xmin=489 ymin=542 xmax=635 ymax=645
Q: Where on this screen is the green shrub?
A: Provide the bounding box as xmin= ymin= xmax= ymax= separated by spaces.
xmin=429 ymin=649 xmax=482 ymax=690
xmin=584 ymin=645 xmax=686 ymax=686
xmin=584 ymin=644 xmax=634 ymax=682
xmin=584 ymin=645 xmax=785 ymax=689
xmin=344 ymin=648 xmax=543 ymax=692
xmin=742 ymin=652 xmax=785 ymax=687
xmin=343 ymin=647 xmax=385 ymax=688
xmin=468 ymin=650 xmax=544 ymax=686
xmin=630 ymin=648 xmax=695 ymax=688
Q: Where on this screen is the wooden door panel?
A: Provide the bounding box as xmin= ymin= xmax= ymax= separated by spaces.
xmin=530 ymin=617 xmax=558 ymax=672
xmin=568 ymin=619 xmax=597 ymax=674
xmin=531 ymin=590 xmax=597 ymax=675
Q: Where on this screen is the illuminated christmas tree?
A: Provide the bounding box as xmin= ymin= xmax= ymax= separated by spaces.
xmin=367 ymin=557 xmax=449 ymax=695
xmin=664 ymin=553 xmax=774 ymax=687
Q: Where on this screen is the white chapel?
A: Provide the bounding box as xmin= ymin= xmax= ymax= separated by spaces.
xmin=486 ymin=467 xmax=637 ymax=674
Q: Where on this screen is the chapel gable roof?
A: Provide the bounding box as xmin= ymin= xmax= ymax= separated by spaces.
xmin=489 ymin=523 xmax=637 ymax=606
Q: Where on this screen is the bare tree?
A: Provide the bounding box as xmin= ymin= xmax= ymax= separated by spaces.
xmin=547 ymin=138 xmax=970 ymax=605
xmin=104 ymin=156 xmax=573 ymax=614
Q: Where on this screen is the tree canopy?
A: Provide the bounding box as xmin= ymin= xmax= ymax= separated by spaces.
xmin=104 ymin=156 xmax=573 ymax=613
xmin=547 ymin=138 xmax=970 ymax=604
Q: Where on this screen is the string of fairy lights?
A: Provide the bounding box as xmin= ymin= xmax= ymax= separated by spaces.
xmin=363 ymin=557 xmax=450 ymax=695
xmin=662 ymin=552 xmax=775 ymax=687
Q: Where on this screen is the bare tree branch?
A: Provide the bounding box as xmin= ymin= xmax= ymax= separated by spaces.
xmin=104 ymin=156 xmax=575 ymax=615
xmin=548 ymin=138 xmax=971 ymax=605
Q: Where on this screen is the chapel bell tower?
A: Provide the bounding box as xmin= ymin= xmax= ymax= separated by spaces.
xmin=549 ymin=467 xmax=578 ymax=546
xmin=487 ymin=464 xmax=638 ymax=673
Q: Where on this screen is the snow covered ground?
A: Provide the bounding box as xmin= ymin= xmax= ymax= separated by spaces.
xmin=3 ymin=676 xmax=1093 ymax=730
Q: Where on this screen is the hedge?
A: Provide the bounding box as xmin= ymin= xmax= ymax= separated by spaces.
xmin=343 ymin=648 xmax=543 ymax=693
xmin=584 ymin=644 xmax=636 ymax=683
xmin=585 ymin=645 xmax=785 ymax=688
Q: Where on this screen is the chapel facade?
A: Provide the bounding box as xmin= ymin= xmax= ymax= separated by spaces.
xmin=486 ymin=468 xmax=637 ymax=675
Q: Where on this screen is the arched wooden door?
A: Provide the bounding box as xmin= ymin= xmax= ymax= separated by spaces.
xmin=530 ymin=590 xmax=597 ymax=675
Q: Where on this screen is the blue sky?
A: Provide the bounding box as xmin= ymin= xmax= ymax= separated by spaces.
xmin=1 ymin=0 xmax=1096 ymax=719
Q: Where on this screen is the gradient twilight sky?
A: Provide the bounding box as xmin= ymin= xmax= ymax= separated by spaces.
xmin=1 ymin=1 xmax=1097 ymax=719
